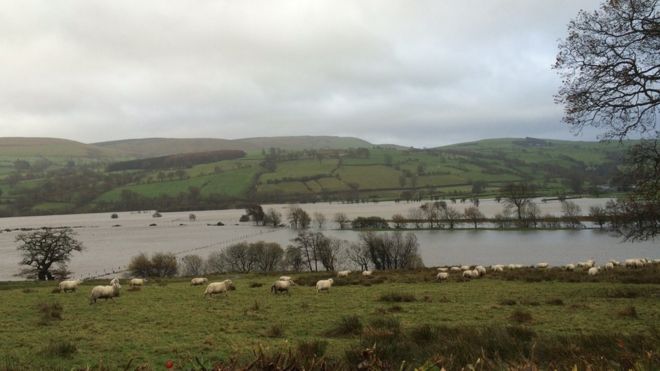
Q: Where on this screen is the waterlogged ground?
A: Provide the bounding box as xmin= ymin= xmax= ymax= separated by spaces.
xmin=0 ymin=199 xmax=659 ymax=280
xmin=0 ymin=269 xmax=658 ymax=369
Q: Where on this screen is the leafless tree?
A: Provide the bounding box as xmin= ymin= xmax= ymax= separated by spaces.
xmin=313 ymin=212 xmax=327 ymax=229
xmin=464 ymin=206 xmax=484 ymax=229
xmin=500 ymin=183 xmax=536 ymax=220
xmin=333 ymin=212 xmax=350 ymax=229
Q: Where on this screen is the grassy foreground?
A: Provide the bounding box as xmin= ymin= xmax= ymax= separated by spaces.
xmin=1 ymin=268 xmax=659 ymax=370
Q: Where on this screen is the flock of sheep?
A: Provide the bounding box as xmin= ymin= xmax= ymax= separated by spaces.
xmin=434 ymin=257 xmax=660 ymax=281
xmin=54 ymin=258 xmax=657 ymax=304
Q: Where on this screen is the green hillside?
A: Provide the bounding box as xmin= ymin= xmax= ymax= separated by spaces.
xmin=0 ymin=137 xmax=122 ymax=159
xmin=0 ymin=137 xmax=635 ymax=216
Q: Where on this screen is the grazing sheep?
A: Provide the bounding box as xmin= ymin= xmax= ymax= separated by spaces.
xmin=460 ymin=265 xmax=470 ymax=271
xmin=588 ymin=267 xmax=599 ymax=276
xmin=604 ymin=262 xmax=614 ymax=270
xmin=578 ymin=259 xmax=595 ymax=268
xmin=436 ymin=272 xmax=449 ymax=281
xmin=58 ymin=280 xmax=81 ymax=293
xmin=203 ymin=280 xmax=235 ymax=298
xmin=279 ymin=276 xmax=293 ymax=281
xmin=536 ymin=262 xmax=549 ymax=269
xmin=462 ymin=270 xmax=475 ymax=279
xmin=565 ymin=264 xmax=576 ymax=271
xmin=191 ymin=277 xmax=208 ymax=286
xmin=316 ymin=278 xmax=334 ymax=293
xmin=362 ymin=270 xmax=373 ymax=277
xmin=89 ymin=281 xmax=121 ymax=304
xmin=624 ymin=259 xmax=645 ymax=268
xmin=491 ymin=264 xmax=504 ymax=272
xmin=609 ymin=259 xmax=621 ymax=266
xmin=129 ymin=278 xmax=146 ymax=288
xmin=337 ymin=270 xmax=351 ymax=277
xmin=437 ymin=267 xmax=448 ymax=272
xmin=450 ymin=266 xmax=462 ymax=272
xmin=475 ymin=266 xmax=486 ymax=276
xmin=271 ymin=279 xmax=293 ymax=294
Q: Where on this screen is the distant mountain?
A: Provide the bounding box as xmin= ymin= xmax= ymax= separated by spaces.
xmin=0 ymin=137 xmax=122 ymax=159
xmin=93 ymin=136 xmax=372 ymax=158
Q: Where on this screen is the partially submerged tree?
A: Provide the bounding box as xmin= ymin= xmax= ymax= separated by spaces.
xmin=500 ymin=183 xmax=536 ymax=220
xmin=464 ymin=206 xmax=484 ymax=229
xmin=16 ymin=228 xmax=84 ymax=280
xmin=333 ymin=212 xmax=350 ymax=229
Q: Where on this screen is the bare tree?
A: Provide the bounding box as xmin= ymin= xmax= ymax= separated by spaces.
xmin=288 ymin=206 xmax=311 ymax=229
xmin=346 ymin=242 xmax=370 ymax=271
xmin=283 ymin=246 xmax=304 ymax=272
xmin=522 ymin=201 xmax=542 ymax=228
xmin=391 ymin=214 xmax=407 ymax=229
xmin=442 ymin=206 xmax=461 ymax=230
xmin=333 ymin=212 xmax=350 ymax=229
xmin=313 ymin=212 xmax=327 ymax=229
xmin=464 ymin=206 xmax=484 ymax=229
xmin=16 ymin=228 xmax=84 ymax=280
xmin=265 ymin=208 xmax=282 ymax=227
xmin=589 ymin=206 xmax=608 ymax=229
xmin=180 ymin=254 xmax=204 ymax=276
xmin=407 ymin=208 xmax=424 ymax=229
xmin=554 ymin=0 xmax=659 ymax=140
xmin=561 ymin=200 xmax=583 ymax=228
xmin=500 ymin=183 xmax=536 ymax=220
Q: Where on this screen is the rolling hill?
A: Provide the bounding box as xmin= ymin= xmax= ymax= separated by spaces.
xmin=0 ymin=137 xmax=123 ymax=159
xmin=0 ymin=136 xmax=635 ymax=216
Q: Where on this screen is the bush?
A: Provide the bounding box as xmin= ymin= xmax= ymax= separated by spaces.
xmin=265 ymin=324 xmax=284 ymax=338
xmin=111 ymin=213 xmax=118 ymax=219
xmin=410 ymin=324 xmax=437 ymax=344
xmin=297 ymin=340 xmax=328 ymax=359
xmin=43 ymin=340 xmax=76 ymax=358
xmin=379 ymin=292 xmax=416 ymax=302
xmin=38 ymin=302 xmax=63 ymax=325
xmin=128 ymin=252 xmax=178 ymax=278
xmin=325 ymin=315 xmax=363 ymax=337
xmin=510 ymin=309 xmax=533 ymax=324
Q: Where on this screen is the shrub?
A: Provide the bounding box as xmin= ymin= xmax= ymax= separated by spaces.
xmin=510 ymin=309 xmax=533 ymax=324
xmin=265 ymin=324 xmax=284 ymax=338
xmin=38 ymin=302 xmax=63 ymax=325
xmin=297 ymin=340 xmax=328 ymax=359
xmin=618 ymin=306 xmax=638 ymax=318
xmin=379 ymin=292 xmax=416 ymax=302
xmin=111 ymin=213 xmax=118 ymax=219
xmin=410 ymin=324 xmax=437 ymax=344
xmin=325 ymin=315 xmax=362 ymax=337
xmin=43 ymin=340 xmax=76 ymax=358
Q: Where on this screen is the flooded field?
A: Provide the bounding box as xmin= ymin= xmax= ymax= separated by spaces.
xmin=0 ymin=198 xmax=657 ymax=280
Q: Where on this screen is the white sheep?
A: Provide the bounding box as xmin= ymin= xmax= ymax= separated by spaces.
xmin=279 ymin=276 xmax=293 ymax=281
xmin=316 ymin=278 xmax=334 ymax=293
xmin=362 ymin=270 xmax=373 ymax=277
xmin=337 ymin=270 xmax=351 ymax=277
xmin=462 ymin=270 xmax=475 ymax=279
xmin=450 ymin=266 xmax=462 ymax=272
xmin=624 ymin=258 xmax=644 ymax=268
xmin=604 ymin=262 xmax=614 ymax=270
xmin=588 ymin=267 xmax=599 ymax=276
xmin=475 ymin=265 xmax=486 ymax=276
xmin=129 ymin=278 xmax=147 ymax=288
xmin=191 ymin=277 xmax=208 ymax=286
xmin=58 ymin=280 xmax=81 ymax=293
xmin=203 ymin=279 xmax=235 ymax=298
xmin=271 ymin=279 xmax=293 ymax=294
xmin=536 ymin=262 xmax=549 ymax=269
xmin=565 ymin=264 xmax=576 ymax=271
xmin=437 ymin=267 xmax=448 ymax=272
xmin=460 ymin=265 xmax=470 ymax=271
xmin=609 ymin=259 xmax=621 ymax=266
xmin=436 ymin=272 xmax=449 ymax=281
xmin=89 ymin=280 xmax=121 ymax=304
xmin=492 ymin=265 xmax=504 ymax=272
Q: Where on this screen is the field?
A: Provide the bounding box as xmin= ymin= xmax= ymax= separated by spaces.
xmin=0 ymin=136 xmax=637 ymax=216
xmin=1 ymin=267 xmax=659 ymax=370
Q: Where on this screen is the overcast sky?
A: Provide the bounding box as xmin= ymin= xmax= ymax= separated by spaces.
xmin=0 ymin=0 xmax=605 ymax=147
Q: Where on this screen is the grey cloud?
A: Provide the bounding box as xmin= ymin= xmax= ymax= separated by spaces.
xmin=0 ymin=0 xmax=603 ymax=146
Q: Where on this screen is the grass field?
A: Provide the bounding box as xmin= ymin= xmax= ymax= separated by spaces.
xmin=1 ymin=267 xmax=658 ymax=370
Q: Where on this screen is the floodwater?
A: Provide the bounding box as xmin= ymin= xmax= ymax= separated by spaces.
xmin=0 ymin=198 xmax=657 ymax=281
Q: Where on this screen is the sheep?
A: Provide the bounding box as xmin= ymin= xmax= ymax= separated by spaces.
xmin=203 ymin=280 xmax=235 ymax=298
xmin=460 ymin=265 xmax=470 ymax=271
xmin=89 ymin=280 xmax=121 ymax=304
xmin=129 ymin=278 xmax=146 ymax=288
xmin=436 ymin=272 xmax=449 ymax=281
xmin=578 ymin=259 xmax=595 ymax=268
xmin=609 ymin=259 xmax=621 ymax=266
xmin=565 ymin=264 xmax=576 ymax=271
xmin=191 ymin=277 xmax=208 ymax=286
xmin=316 ymin=278 xmax=334 ymax=293
xmin=58 ymin=280 xmax=81 ymax=293
xmin=437 ymin=267 xmax=448 ymax=272
xmin=462 ymin=270 xmax=475 ymax=279
xmin=362 ymin=270 xmax=373 ymax=277
xmin=337 ymin=270 xmax=351 ymax=277
xmin=271 ymin=279 xmax=293 ymax=294
xmin=604 ymin=262 xmax=614 ymax=270
xmin=279 ymin=276 xmax=293 ymax=281
xmin=536 ymin=262 xmax=549 ymax=269
xmin=491 ymin=264 xmax=504 ymax=272
xmin=475 ymin=265 xmax=486 ymax=276
xmin=624 ymin=258 xmax=644 ymax=268
xmin=450 ymin=266 xmax=462 ymax=272
xmin=588 ymin=267 xmax=599 ymax=276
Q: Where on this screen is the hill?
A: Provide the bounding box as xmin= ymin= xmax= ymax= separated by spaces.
xmin=0 ymin=137 xmax=122 ymax=159
xmin=93 ymin=136 xmax=372 ymax=158
xmin=0 ymin=137 xmax=635 ymax=216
